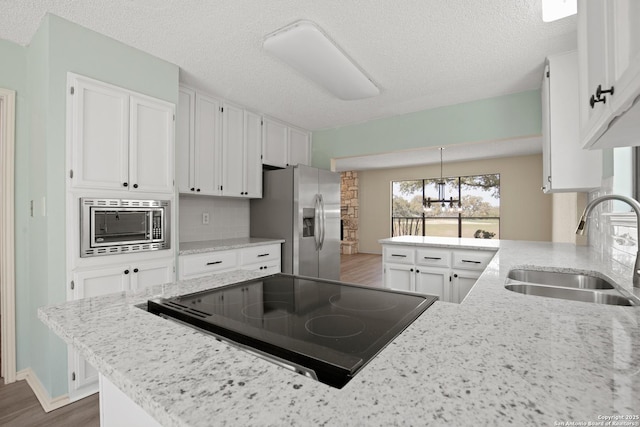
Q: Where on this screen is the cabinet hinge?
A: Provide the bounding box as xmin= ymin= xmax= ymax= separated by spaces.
xmin=220 ymin=107 xmax=224 ymax=113
xmin=71 ymin=372 xmax=76 ymax=381
xmin=69 ymin=169 xmax=74 ymax=179
xmin=261 ymin=120 xmax=264 ymax=126
xmin=173 ymin=114 xmax=175 ymax=121
xmin=70 ymin=86 xmax=74 ymax=95
xmin=220 ymin=185 xmax=223 ymax=191
xmin=546 ymin=70 xmax=550 ymax=78
xmin=70 ymin=280 xmax=75 ymax=290
xmin=449 ymin=276 xmax=452 ymax=282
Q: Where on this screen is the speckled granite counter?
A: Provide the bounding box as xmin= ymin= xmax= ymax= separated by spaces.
xmin=39 ymin=240 xmax=640 ymax=426
xmin=179 ymin=237 xmax=284 ymax=255
xmin=379 ymin=235 xmax=501 ymax=251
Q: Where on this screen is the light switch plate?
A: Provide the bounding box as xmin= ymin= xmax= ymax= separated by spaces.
xmin=202 ymin=212 xmax=210 ymax=225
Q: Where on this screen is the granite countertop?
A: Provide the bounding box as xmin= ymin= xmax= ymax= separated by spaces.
xmin=179 ymin=237 xmax=285 ymax=255
xmin=39 ymin=240 xmax=640 ymax=426
xmin=379 ymin=235 xmax=501 ymax=251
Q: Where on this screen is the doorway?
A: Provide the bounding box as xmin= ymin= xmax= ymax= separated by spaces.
xmin=0 ymin=87 xmax=17 ymax=384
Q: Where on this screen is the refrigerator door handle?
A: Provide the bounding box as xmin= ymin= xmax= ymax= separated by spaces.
xmin=319 ymin=194 xmax=326 ymax=250
xmin=313 ymin=194 xmax=321 ymax=251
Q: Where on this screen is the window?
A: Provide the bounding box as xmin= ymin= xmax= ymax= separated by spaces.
xmin=391 ymin=174 xmax=500 ymax=239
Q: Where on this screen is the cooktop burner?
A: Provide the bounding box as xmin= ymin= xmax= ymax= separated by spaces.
xmin=148 ymin=274 xmax=437 ymax=388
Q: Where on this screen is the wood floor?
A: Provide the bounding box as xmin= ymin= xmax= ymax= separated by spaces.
xmin=340 ymin=252 xmax=383 ymax=288
xmin=0 ymin=378 xmax=99 ymax=427
xmin=0 ymin=253 xmax=382 ymax=425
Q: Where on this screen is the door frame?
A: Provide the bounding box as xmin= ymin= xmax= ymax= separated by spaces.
xmin=0 ymin=88 xmax=17 ymax=383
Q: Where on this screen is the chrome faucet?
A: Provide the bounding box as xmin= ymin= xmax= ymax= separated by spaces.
xmin=576 ymin=194 xmax=640 ymax=288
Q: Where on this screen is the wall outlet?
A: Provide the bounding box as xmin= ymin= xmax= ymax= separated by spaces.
xmin=202 ymin=212 xmax=210 ymax=225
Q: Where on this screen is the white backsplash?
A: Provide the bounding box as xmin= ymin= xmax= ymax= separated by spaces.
xmin=179 ymin=195 xmax=250 ymax=242
xmin=588 ymin=177 xmax=638 ymax=271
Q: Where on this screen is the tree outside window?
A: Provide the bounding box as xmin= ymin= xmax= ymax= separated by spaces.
xmin=391 ymin=174 xmax=500 ymax=239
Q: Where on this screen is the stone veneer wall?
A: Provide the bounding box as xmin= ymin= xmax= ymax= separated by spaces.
xmin=341 ymin=171 xmax=359 ymax=254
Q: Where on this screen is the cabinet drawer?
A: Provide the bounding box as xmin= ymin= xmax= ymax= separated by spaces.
xmin=416 ymin=248 xmax=451 ymax=268
xmin=241 ymin=244 xmax=281 ymax=265
xmin=180 ymin=250 xmax=238 ymax=278
xmin=384 ymin=247 xmax=414 ymax=265
xmin=451 ymin=250 xmax=495 ymax=270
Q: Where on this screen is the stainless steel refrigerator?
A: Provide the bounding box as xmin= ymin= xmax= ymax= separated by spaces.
xmin=250 ymin=165 xmax=341 ymax=280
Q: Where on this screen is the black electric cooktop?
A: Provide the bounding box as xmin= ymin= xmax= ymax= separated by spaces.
xmin=147 ymin=274 xmax=437 ymax=388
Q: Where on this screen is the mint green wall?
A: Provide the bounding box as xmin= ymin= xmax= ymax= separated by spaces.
xmin=0 ymin=39 xmax=30 ymax=376
xmin=15 ymin=14 xmax=179 ymax=399
xmin=311 ymin=90 xmax=542 ymax=170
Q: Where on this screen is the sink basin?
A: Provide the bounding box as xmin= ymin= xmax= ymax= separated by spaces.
xmin=507 ymin=269 xmax=614 ymax=290
xmin=505 ymin=283 xmax=634 ymax=306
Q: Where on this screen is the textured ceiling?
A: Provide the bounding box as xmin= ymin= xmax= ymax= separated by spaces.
xmin=0 ymin=0 xmax=577 ymax=131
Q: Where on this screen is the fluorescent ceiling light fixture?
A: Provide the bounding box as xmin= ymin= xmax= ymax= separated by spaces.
xmin=542 ymin=0 xmax=577 ymax=22
xmin=263 ymin=20 xmax=379 ymax=100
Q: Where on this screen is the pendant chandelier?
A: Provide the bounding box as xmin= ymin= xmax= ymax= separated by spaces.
xmin=423 ymin=148 xmax=462 ymax=213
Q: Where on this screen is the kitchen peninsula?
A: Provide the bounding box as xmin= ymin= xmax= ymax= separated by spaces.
xmin=39 ymin=240 xmax=640 ymax=426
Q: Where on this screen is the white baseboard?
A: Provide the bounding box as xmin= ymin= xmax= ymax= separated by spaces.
xmin=16 ymin=368 xmax=70 ymax=412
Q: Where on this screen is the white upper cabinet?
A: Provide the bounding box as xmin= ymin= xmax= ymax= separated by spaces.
xmin=176 ymin=87 xmax=195 ymax=193
xmin=222 ymin=103 xmax=261 ymax=198
xmin=194 ymin=93 xmax=223 ymax=195
xmin=176 ymin=87 xmax=263 ymax=198
xmin=129 ymin=95 xmax=174 ymax=193
xmin=542 ymin=51 xmax=601 ymax=193
xmin=68 ymin=73 xmax=174 ymax=194
xmin=578 ymin=0 xmax=640 ymax=148
xmin=244 ymin=111 xmax=263 ymax=198
xmin=177 ymin=89 xmax=222 ymax=195
xmin=262 ymin=117 xmax=289 ymax=168
xmin=262 ymin=116 xmax=311 ymax=168
xmin=288 ymin=126 xmax=311 ymax=167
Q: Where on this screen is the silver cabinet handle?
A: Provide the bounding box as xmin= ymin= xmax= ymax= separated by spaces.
xmin=257 ymin=253 xmax=269 ymax=257
xmin=423 ymin=256 xmax=442 ymax=260
xmin=206 ymin=261 xmax=223 ymax=265
xmin=391 ymin=254 xmax=407 ymax=258
xmin=461 ymin=260 xmax=481 ymax=264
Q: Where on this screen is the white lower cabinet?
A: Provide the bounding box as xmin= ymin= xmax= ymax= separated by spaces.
xmin=452 ymin=269 xmax=482 ymax=304
xmin=100 ymin=374 xmax=162 ymax=427
xmin=179 ymin=244 xmax=282 ymax=280
xmin=415 ymin=267 xmax=450 ymax=302
xmin=382 ymin=245 xmax=495 ymax=304
xmin=68 ymin=257 xmax=174 ymax=400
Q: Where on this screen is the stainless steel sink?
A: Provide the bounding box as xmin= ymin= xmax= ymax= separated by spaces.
xmin=507 ymin=269 xmax=614 ymax=290
xmin=505 ymin=283 xmax=634 ymax=306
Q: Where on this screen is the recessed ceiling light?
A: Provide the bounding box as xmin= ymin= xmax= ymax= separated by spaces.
xmin=263 ymin=20 xmax=380 ymax=101
xmin=542 ymin=0 xmax=577 ymax=22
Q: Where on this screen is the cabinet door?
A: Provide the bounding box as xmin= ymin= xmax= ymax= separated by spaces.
xmin=129 ymin=95 xmax=174 ymax=193
xmin=176 ymin=87 xmax=195 ymax=193
xmin=262 ymin=117 xmax=288 ymax=168
xmin=222 ymin=103 xmax=245 ymax=197
xmin=415 ymin=267 xmax=449 ymax=302
xmin=609 ymin=0 xmax=640 ymax=97
xmin=288 ymin=127 xmax=310 ymax=166
xmin=578 ymin=0 xmax=612 ymax=142
xmin=452 ymin=270 xmax=481 ymax=304
xmin=69 ymin=76 xmax=129 ymax=190
xmin=131 ymin=258 xmax=175 ymax=292
xmin=244 ymin=111 xmax=263 ymax=198
xmin=541 ymin=63 xmax=552 ymax=192
xmin=195 ymin=93 xmax=222 ymax=195
xmin=70 ymin=266 xmax=130 ymax=398
xmin=384 ymin=263 xmax=414 ymax=292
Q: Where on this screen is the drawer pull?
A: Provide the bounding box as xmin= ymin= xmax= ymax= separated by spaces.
xmin=391 ymin=254 xmax=407 ymax=258
xmin=257 ymin=253 xmax=270 ymax=257
xmin=423 ymin=256 xmax=442 ymax=260
xmin=461 ymin=260 xmax=481 ymax=264
xmin=206 ymin=261 xmax=223 ymax=266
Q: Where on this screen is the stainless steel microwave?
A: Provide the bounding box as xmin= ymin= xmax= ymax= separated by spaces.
xmin=80 ymin=198 xmax=170 ymax=257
